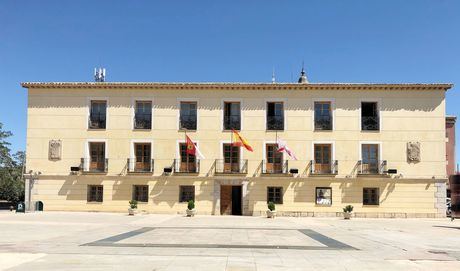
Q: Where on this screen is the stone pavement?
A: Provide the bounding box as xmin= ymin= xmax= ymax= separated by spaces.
xmin=0 ymin=211 xmax=460 ymax=270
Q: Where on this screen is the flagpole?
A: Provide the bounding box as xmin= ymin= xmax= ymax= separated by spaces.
xmin=185 ymin=129 xmax=189 ymax=173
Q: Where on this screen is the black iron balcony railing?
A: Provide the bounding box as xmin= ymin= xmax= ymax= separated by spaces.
xmin=223 ymin=115 xmax=241 ymax=130
xmin=310 ymin=160 xmax=338 ymax=175
xmin=134 ymin=114 xmax=152 ymax=129
xmin=127 ymin=158 xmax=153 ymax=173
xmin=88 ymin=114 xmax=106 ymax=129
xmin=215 ymin=159 xmax=248 ymax=174
xmin=173 ymin=159 xmax=200 ymax=173
xmin=314 ymin=115 xmax=332 ymax=130
xmin=362 ymin=116 xmax=379 ymax=131
xmin=357 ymin=160 xmax=387 ymax=175
xmin=266 ymin=116 xmax=284 ymax=130
xmin=261 ymin=160 xmax=289 ymax=174
xmin=179 ymin=115 xmax=197 ymax=130
xmin=80 ymin=158 xmax=108 ymax=173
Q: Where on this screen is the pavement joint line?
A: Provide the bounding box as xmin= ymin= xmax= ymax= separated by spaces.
xmin=82 ymin=227 xmax=358 ymax=251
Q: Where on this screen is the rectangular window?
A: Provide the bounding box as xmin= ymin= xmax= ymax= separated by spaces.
xmin=316 ymin=187 xmax=332 ymax=205
xmin=267 ymin=187 xmax=283 ymax=204
xmin=134 ymin=143 xmax=151 ymax=172
xmin=89 ymin=142 xmax=106 ymax=172
xmin=266 ymin=102 xmax=284 ymax=130
xmin=133 ymin=185 xmax=149 ymax=202
xmin=180 ymin=102 xmax=197 ymax=130
xmin=179 ymin=143 xmax=197 ymax=172
xmin=361 ymin=102 xmax=379 ymax=131
xmin=87 ymin=185 xmax=103 ymax=202
xmin=134 ymin=101 xmax=152 ymax=129
xmin=179 ymin=185 xmax=195 ymax=202
xmin=265 ymin=144 xmax=283 ymax=173
xmin=89 ymin=101 xmax=107 ymax=129
xmin=223 ymin=102 xmax=241 ymax=130
xmin=314 ymin=144 xmax=332 ymax=174
xmin=223 ymin=144 xmax=240 ymax=172
xmin=361 ymin=144 xmax=379 ymax=174
xmin=363 ymin=188 xmax=379 ymax=205
xmin=314 ymin=101 xmax=332 ymax=130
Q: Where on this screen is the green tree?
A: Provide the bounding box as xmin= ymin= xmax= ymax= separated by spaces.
xmin=0 ymin=123 xmax=25 ymax=204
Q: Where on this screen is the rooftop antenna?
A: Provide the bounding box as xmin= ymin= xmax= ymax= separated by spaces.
xmin=271 ymin=67 xmax=276 ymax=84
xmin=94 ymin=67 xmax=106 ymax=82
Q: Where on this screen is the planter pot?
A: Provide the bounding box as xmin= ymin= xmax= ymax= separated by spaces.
xmin=343 ymin=212 xmax=352 ymax=220
xmin=186 ymin=209 xmax=196 ymax=217
xmin=128 ymin=208 xmax=137 ymax=216
xmin=266 ymin=210 xmax=277 ymax=218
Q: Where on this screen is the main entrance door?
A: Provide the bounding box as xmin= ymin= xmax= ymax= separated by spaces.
xmin=220 ymin=185 xmax=242 ymax=215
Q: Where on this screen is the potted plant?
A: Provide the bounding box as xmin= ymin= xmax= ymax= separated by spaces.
xmin=128 ymin=200 xmax=138 ymax=216
xmin=186 ymin=200 xmax=196 ymax=217
xmin=266 ymin=201 xmax=276 ymax=218
xmin=343 ymin=205 xmax=353 ymax=219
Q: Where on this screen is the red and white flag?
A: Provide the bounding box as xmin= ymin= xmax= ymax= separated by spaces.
xmin=185 ymin=135 xmax=205 ymax=159
xmin=276 ymin=138 xmax=297 ymax=160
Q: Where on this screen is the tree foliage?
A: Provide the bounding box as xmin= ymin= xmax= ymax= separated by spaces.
xmin=0 ymin=123 xmax=24 ymax=204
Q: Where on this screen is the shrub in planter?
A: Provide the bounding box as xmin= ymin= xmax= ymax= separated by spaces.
xmin=266 ymin=201 xmax=276 ymax=218
xmin=343 ymin=205 xmax=353 ymax=219
xmin=128 ymin=200 xmax=138 ymax=216
xmin=186 ymin=200 xmax=196 ymax=217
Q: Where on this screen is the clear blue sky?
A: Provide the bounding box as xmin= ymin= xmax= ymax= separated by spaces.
xmin=0 ymin=0 xmax=459 ymax=159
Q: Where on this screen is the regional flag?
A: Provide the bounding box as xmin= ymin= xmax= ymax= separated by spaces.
xmin=231 ymin=129 xmax=254 ymax=152
xmin=185 ymin=135 xmax=205 ymax=159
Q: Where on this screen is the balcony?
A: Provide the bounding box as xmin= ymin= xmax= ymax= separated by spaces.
xmin=266 ymin=116 xmax=284 ymax=130
xmin=223 ymin=115 xmax=241 ymax=130
xmin=214 ymin=159 xmax=248 ymax=175
xmin=362 ymin=116 xmax=379 ymax=131
xmin=357 ymin=160 xmax=387 ymax=175
xmin=134 ymin=114 xmax=152 ymax=130
xmin=80 ymin=158 xmax=108 ymax=174
xmin=310 ymin=160 xmax=338 ymax=175
xmin=179 ymin=115 xmax=197 ymax=130
xmin=88 ymin=115 xmax=106 ymax=129
xmin=314 ymin=115 xmax=332 ymax=131
xmin=261 ymin=160 xmax=289 ymax=175
xmin=127 ymin=158 xmax=153 ymax=173
xmin=173 ymin=159 xmax=200 ymax=174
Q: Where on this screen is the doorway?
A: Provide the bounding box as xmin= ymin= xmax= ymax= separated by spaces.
xmin=220 ymin=185 xmax=242 ymax=215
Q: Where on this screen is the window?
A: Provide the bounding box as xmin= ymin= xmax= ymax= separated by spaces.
xmin=314 ymin=102 xmax=332 ymax=130
xmin=134 ymin=143 xmax=151 ymax=172
xmin=314 ymin=144 xmax=332 ymax=174
xmin=267 ymin=102 xmax=284 ymax=130
xmin=363 ymin=188 xmax=379 ymax=205
xmin=180 ymin=102 xmax=197 ymax=130
xmin=133 ymin=185 xmax=148 ymax=202
xmin=361 ymin=144 xmax=379 ymax=174
xmin=316 ymin=187 xmax=332 ymax=205
xmin=267 ymin=187 xmax=283 ymax=204
xmin=89 ymin=101 xmax=107 ymax=129
xmin=223 ymin=102 xmax=241 ymax=130
xmin=178 ymin=143 xmax=197 ymax=172
xmin=223 ymin=144 xmax=240 ymax=172
xmin=361 ymin=102 xmax=379 ymax=131
xmin=134 ymin=101 xmax=152 ymax=129
xmin=179 ymin=186 xmax=195 ymax=202
xmin=265 ymin=144 xmax=283 ymax=173
xmin=87 ymin=185 xmax=103 ymax=202
xmin=89 ymin=142 xmax=106 ymax=172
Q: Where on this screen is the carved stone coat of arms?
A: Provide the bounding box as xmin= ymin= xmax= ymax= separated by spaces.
xmin=407 ymin=142 xmax=420 ymax=163
xmin=49 ymin=140 xmax=62 ymax=160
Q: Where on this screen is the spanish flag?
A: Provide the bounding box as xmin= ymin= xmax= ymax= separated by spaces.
xmin=231 ymin=129 xmax=254 ymax=152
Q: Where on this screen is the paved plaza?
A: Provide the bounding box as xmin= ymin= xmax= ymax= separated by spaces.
xmin=0 ymin=212 xmax=460 ymax=270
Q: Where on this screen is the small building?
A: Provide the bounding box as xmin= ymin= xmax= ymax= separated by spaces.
xmin=21 ymin=74 xmax=453 ymax=217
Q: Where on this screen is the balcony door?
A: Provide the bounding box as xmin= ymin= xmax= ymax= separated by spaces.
xmin=266 ymin=144 xmax=283 ymax=173
xmin=179 ymin=143 xmax=196 ymax=172
xmin=135 ymin=143 xmax=151 ymax=172
xmin=362 ymin=144 xmax=379 ymax=174
xmin=89 ymin=142 xmax=105 ymax=171
xmin=223 ymin=144 xmax=240 ymax=172
xmin=314 ymin=144 xmax=331 ymax=174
